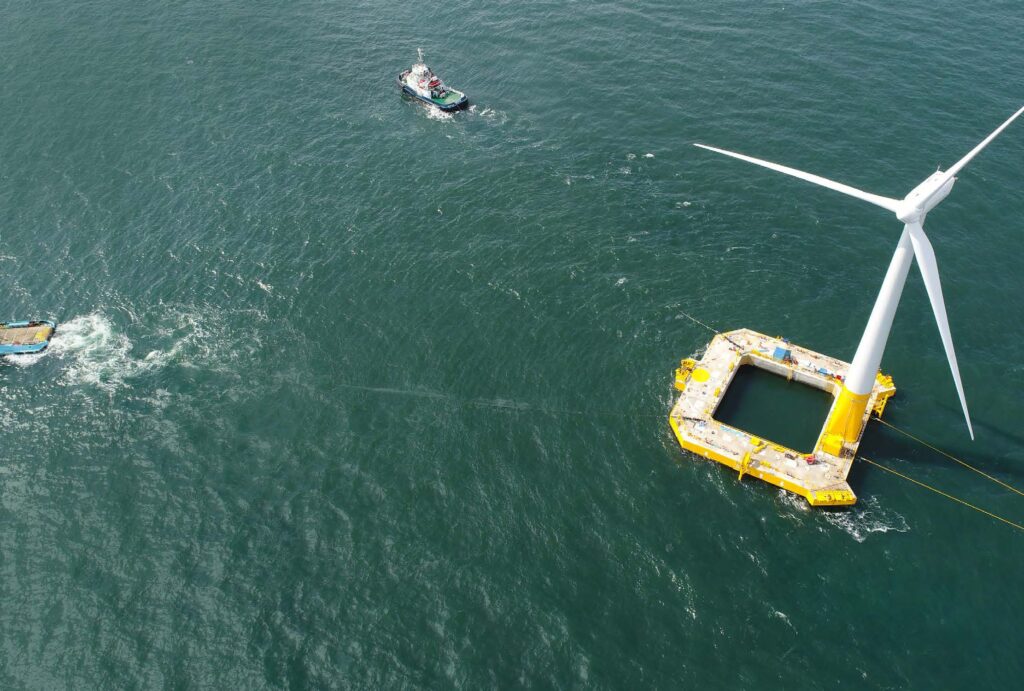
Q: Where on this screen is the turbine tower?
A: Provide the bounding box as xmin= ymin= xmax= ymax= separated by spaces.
xmin=696 ymin=105 xmax=1024 ymax=444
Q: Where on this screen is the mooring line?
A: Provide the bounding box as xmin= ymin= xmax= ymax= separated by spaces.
xmin=677 ymin=310 xmax=721 ymax=336
xmin=332 ymin=382 xmax=666 ymax=419
xmin=874 ymin=418 xmax=1024 ymax=498
xmin=668 ymin=312 xmax=1024 ymax=528
xmin=859 ymin=456 xmax=1024 ymax=533
xmin=677 ymin=310 xmax=745 ymax=350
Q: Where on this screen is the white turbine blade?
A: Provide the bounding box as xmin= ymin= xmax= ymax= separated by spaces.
xmin=937 ymin=104 xmax=1024 ymax=184
xmin=694 ymin=143 xmax=901 ymax=214
xmin=906 ymin=222 xmax=975 ymax=440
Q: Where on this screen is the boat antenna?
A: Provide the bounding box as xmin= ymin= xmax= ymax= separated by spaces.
xmin=417 ymin=47 xmax=424 ymax=63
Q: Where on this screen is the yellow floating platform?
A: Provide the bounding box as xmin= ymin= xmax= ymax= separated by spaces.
xmin=669 ymin=328 xmax=895 ymax=506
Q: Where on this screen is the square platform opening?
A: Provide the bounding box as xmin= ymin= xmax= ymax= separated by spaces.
xmin=712 ymin=364 xmax=835 ymax=454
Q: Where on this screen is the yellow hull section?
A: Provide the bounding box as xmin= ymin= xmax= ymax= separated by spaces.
xmin=669 ymin=329 xmax=895 ymax=507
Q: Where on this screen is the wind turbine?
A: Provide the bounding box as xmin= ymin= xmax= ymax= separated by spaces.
xmin=695 ymin=104 xmax=1024 ymax=444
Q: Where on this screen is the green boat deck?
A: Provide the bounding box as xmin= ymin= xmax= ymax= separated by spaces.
xmin=432 ymin=90 xmax=464 ymax=106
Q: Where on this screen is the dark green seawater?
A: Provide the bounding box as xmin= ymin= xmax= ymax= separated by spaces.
xmin=714 ymin=367 xmax=834 ymax=454
xmin=2 ymin=1 xmax=1023 ymax=687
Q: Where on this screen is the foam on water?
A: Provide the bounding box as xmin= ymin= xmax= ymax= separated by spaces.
xmin=6 ymin=349 xmax=50 ymax=368
xmin=819 ymin=495 xmax=911 ymax=542
xmin=467 ymin=105 xmax=505 ymax=123
xmin=424 ymin=106 xmax=454 ymax=121
xmin=776 ymin=489 xmax=812 ymax=514
xmin=776 ymin=489 xmax=909 ymax=542
xmin=47 ymin=313 xmax=153 ymax=390
xmin=3 ymin=1 xmax=1022 ymax=687
xmin=3 ymin=317 xmax=119 ymax=370
xmin=20 ymin=309 xmax=262 ymax=391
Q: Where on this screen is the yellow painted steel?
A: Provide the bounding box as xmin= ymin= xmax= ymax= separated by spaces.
xmin=668 ymin=417 xmax=857 ymax=505
xmin=669 ymin=329 xmax=893 ymax=508
xmin=824 ymin=385 xmax=871 ymax=443
xmin=872 ymin=374 xmax=896 ymax=416
xmin=738 ymin=451 xmax=751 ymax=481
xmin=819 ymin=433 xmax=844 ymax=457
xmin=674 ymin=358 xmax=697 ymax=391
xmin=806 ymin=488 xmax=857 ymax=506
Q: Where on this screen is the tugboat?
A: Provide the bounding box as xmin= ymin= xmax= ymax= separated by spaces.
xmin=0 ymin=320 xmax=56 ymax=356
xmin=397 ymin=49 xmax=468 ymax=112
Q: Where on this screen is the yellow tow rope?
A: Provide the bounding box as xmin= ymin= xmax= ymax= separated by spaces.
xmin=674 ymin=309 xmax=1023 ymax=529
xmin=874 ymin=417 xmax=1024 ymax=498
xmin=859 ymin=455 xmax=1024 ymax=533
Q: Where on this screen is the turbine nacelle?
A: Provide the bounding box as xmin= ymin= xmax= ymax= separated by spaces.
xmin=896 ymin=172 xmax=956 ymax=223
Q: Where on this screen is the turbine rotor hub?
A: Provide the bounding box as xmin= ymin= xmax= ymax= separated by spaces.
xmin=899 ymin=172 xmax=956 ymax=221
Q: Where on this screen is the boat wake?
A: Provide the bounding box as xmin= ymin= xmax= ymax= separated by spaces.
xmin=468 ymin=105 xmax=506 ymax=123
xmin=5 ymin=346 xmax=53 ymax=368
xmin=777 ymin=490 xmax=910 ymax=542
xmin=12 ymin=309 xmax=262 ymax=391
xmin=424 ymin=106 xmax=454 ymax=122
xmin=46 ymin=313 xmax=156 ymax=389
xmin=819 ymin=495 xmax=910 ymax=542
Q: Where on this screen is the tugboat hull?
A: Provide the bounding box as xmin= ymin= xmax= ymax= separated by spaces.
xmin=0 ymin=320 xmax=56 ymax=355
xmin=397 ymin=73 xmax=468 ymax=112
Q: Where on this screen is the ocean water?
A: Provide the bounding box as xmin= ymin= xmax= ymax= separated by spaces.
xmin=713 ymin=366 xmax=835 ymax=454
xmin=2 ymin=0 xmax=1023 ymax=687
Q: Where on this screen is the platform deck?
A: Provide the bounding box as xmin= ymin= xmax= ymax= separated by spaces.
xmin=668 ymin=328 xmax=894 ymax=506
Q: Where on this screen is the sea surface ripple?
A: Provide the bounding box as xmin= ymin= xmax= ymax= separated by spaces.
xmin=1 ymin=1 xmax=1023 ymax=687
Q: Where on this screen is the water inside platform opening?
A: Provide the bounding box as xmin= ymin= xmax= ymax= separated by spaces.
xmin=712 ymin=364 xmax=835 ymax=454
